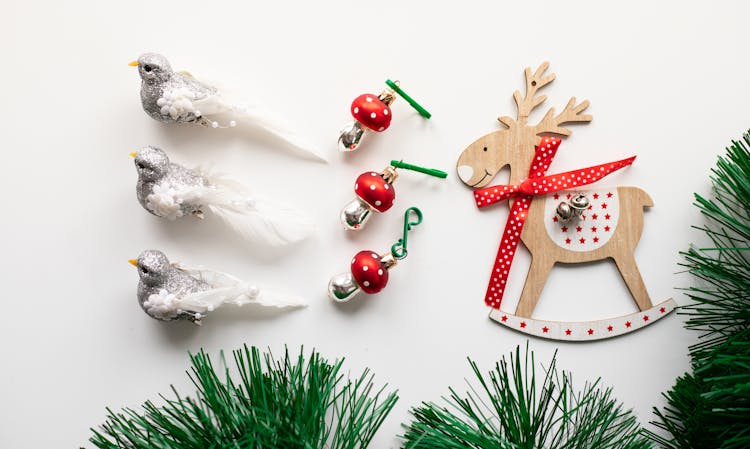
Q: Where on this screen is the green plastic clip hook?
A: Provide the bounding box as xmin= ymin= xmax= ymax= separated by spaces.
xmin=390 ymin=160 xmax=447 ymax=179
xmin=391 ymin=207 xmax=423 ymax=260
xmin=386 ymin=79 xmax=432 ymax=119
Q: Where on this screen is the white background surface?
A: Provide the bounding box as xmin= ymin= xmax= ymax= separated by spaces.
xmin=2 ymin=1 xmax=749 ymax=447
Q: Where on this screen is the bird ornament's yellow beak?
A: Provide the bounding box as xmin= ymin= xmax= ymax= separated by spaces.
xmin=128 ymin=259 xmax=138 ymax=267
xmin=128 ymin=60 xmax=139 ymax=67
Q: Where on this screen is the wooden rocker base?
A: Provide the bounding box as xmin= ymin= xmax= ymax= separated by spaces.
xmin=488 ymin=298 xmax=677 ymax=341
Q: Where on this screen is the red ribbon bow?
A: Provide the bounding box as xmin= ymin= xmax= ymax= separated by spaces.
xmin=473 ymin=137 xmax=636 ymax=309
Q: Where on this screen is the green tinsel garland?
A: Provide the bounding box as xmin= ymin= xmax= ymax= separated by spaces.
xmin=401 ymin=345 xmax=650 ymax=449
xmin=648 ymin=131 xmax=750 ymax=449
xmin=89 ymin=346 xmax=397 ymax=449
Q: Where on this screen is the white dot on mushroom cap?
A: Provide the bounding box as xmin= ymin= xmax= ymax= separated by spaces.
xmin=354 ymin=107 xmax=359 ymax=114
xmin=370 ymin=112 xmax=377 ymax=119
xmin=378 ymin=126 xmax=384 ymax=131
xmin=371 ymin=253 xmax=378 ymax=258
xmin=375 ymin=200 xmax=381 ymax=206
xmin=371 ymin=172 xmax=377 ymax=176
xmin=384 ymin=184 xmax=389 ymax=190
xmin=362 ymin=266 xmax=368 ymax=271
xmin=383 ymin=109 xmax=388 ymax=115
xmin=363 ymin=281 xmax=370 ymax=287
xmin=366 ymin=97 xmax=373 ymax=102
xmin=352 ymin=258 xmax=356 ymax=264
xmin=370 ymin=184 xmax=376 ymax=190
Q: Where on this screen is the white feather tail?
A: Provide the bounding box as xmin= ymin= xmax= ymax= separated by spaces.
xmin=184 ymin=171 xmax=315 ymax=247
xmin=192 ymin=95 xmax=327 ymax=162
xmin=174 ymin=264 xmax=306 ymax=315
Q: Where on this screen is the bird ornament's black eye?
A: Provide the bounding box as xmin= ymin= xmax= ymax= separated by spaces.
xmin=143 ymin=65 xmax=152 ymax=72
xmin=141 ymin=267 xmax=148 ymax=275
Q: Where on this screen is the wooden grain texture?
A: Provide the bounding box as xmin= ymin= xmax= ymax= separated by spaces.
xmin=456 ymin=62 xmax=659 ymax=333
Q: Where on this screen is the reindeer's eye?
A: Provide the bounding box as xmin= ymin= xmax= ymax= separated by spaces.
xmin=483 ymin=147 xmax=488 ymax=152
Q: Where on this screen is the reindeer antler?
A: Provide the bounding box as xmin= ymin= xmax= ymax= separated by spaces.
xmin=534 ymin=97 xmax=592 ymax=136
xmin=498 ymin=61 xmax=556 ymax=128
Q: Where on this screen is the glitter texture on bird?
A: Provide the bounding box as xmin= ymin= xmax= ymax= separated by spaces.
xmin=129 ymin=250 xmax=305 ymax=324
xmin=132 ymin=146 xmax=315 ymax=247
xmin=129 ymin=53 xmax=326 ymax=162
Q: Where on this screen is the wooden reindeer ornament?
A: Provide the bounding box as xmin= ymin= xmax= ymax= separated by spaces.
xmin=456 ymin=62 xmax=675 ymax=341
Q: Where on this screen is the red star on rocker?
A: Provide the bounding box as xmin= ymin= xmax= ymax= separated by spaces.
xmin=542 ymin=326 xmax=549 ymax=333
xmin=501 ymin=315 xmax=508 ymax=322
xmin=604 ymin=225 xmax=611 ymax=232
xmin=593 ymin=236 xmax=599 ymax=243
xmin=591 ymin=226 xmax=597 ymax=232
xmin=593 ymin=193 xmax=600 ymax=199
xmin=588 ymin=205 xmax=593 ymax=210
xmin=552 ymin=216 xmax=559 ymax=222
xmin=566 ymin=193 xmax=572 ymax=200
xmin=565 ymin=329 xmax=572 ymax=335
xmin=607 ymin=192 xmax=613 ymax=198
xmin=553 ymin=194 xmax=560 ymax=200
xmin=605 ymin=214 xmax=611 ymax=220
xmin=561 ymin=226 xmax=567 ymax=232
xmin=643 ymin=315 xmax=649 ymax=322
xmin=576 ymin=226 xmax=582 ymax=232
xmin=601 ymin=202 xmax=608 ymax=209
xmin=607 ymin=325 xmax=613 ymax=332
xmin=579 ymin=237 xmax=586 ymax=244
xmin=660 ymin=307 xmax=666 ymax=313
xmin=565 ymin=238 xmax=571 ymax=244
xmin=587 ymin=328 xmax=594 ymax=335
xmin=591 ymin=213 xmax=598 ymax=220
xmin=625 ymin=321 xmax=632 ymax=328
xmin=520 ymin=321 xmax=527 ymax=328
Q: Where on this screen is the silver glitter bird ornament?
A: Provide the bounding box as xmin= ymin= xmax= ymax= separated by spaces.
xmin=132 ymin=146 xmax=315 ymax=247
xmin=129 ymin=53 xmax=326 ymax=162
xmin=129 ymin=249 xmax=306 ymax=324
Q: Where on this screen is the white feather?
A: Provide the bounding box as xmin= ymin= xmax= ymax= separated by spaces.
xmin=173 ymin=263 xmax=307 ymax=314
xmin=190 ymin=90 xmax=327 ymax=163
xmin=179 ymin=169 xmax=315 ymax=247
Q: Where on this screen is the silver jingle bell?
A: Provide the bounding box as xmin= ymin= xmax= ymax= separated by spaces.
xmin=328 ymin=272 xmax=361 ymax=302
xmin=341 ymin=197 xmax=373 ymax=231
xmin=555 ymin=193 xmax=589 ymax=223
xmin=570 ymin=194 xmax=590 ymax=211
xmin=337 ymin=121 xmax=367 ymax=152
xmin=555 ymin=202 xmax=574 ymax=222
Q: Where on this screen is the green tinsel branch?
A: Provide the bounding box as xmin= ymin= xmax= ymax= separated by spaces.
xmin=401 ymin=345 xmax=650 ymax=449
xmin=89 ymin=345 xmax=398 ymax=449
xmin=648 ymin=131 xmax=750 ymax=449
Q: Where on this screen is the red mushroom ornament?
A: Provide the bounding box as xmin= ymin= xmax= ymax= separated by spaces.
xmin=337 ymin=80 xmax=431 ymax=152
xmin=329 ymin=207 xmax=423 ymax=302
xmin=352 ymin=94 xmax=393 ymax=132
xmin=341 ymin=161 xmax=447 ymax=231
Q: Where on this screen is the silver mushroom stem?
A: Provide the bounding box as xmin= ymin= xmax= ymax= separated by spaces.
xmin=327 ymin=272 xmax=361 ymax=302
xmin=340 ymin=197 xmax=374 ymax=231
xmin=337 ymin=121 xmax=367 ymax=152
